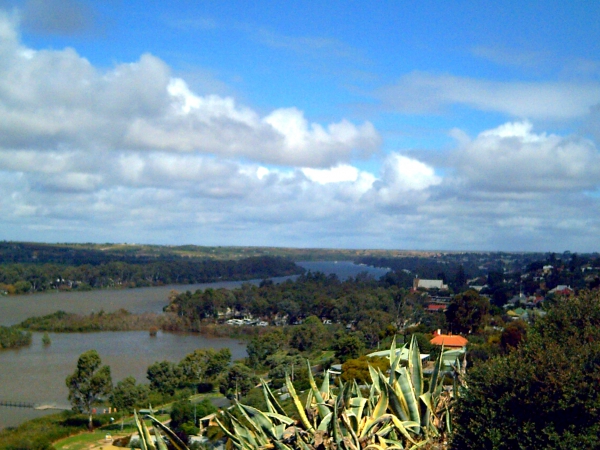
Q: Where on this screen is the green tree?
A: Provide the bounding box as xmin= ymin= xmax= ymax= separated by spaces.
xmin=247 ymin=329 xmax=285 ymax=368
xmin=179 ymin=348 xmax=231 ymax=390
xmin=331 ymin=332 xmax=366 ymax=363
xmin=219 ymin=363 xmax=259 ymax=400
xmin=170 ymin=397 xmax=217 ymax=442
xmin=451 ymin=265 xmax=467 ymax=291
xmin=267 ymin=354 xmax=308 ymax=389
xmin=290 ymin=315 xmax=328 ymax=352
xmin=110 ymin=376 xmax=149 ymax=430
xmin=451 ymin=291 xmax=600 ymax=449
xmin=146 ymin=360 xmax=184 ymax=396
xmin=65 ymin=350 xmax=113 ymax=430
xmin=341 ymin=355 xmax=389 ymax=384
xmin=356 ymin=309 xmax=395 ymax=347
xmin=445 ymin=289 xmax=489 ymax=334
xmin=170 ymin=398 xmax=198 ymax=442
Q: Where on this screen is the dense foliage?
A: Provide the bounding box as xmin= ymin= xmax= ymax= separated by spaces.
xmin=0 ymin=245 xmax=302 ymax=294
xmin=0 ymin=412 xmax=112 ymax=450
xmin=169 ymin=271 xmax=401 ymax=346
xmin=18 ymin=309 xmax=184 ymax=332
xmin=146 ymin=348 xmax=232 ymax=399
xmin=452 ymin=291 xmax=600 ymax=449
xmin=110 ymin=376 xmax=149 ymax=416
xmin=65 ymin=350 xmax=113 ymax=430
xmin=169 ymin=398 xmax=217 ymax=441
xmin=445 ymin=289 xmax=490 ymax=334
xmin=0 ymin=325 xmax=31 ymax=348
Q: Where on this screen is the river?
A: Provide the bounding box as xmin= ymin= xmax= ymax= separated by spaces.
xmin=0 ymin=261 xmax=388 ymax=428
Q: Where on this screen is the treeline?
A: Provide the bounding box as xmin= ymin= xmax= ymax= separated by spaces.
xmin=0 ymin=254 xmax=302 ymax=294
xmin=357 ymin=255 xmax=483 ymax=287
xmin=0 ymin=325 xmax=32 ymax=348
xmin=0 ymin=241 xmax=175 ymax=265
xmin=18 ymin=309 xmax=185 ymax=333
xmin=167 ymin=271 xmax=402 ymax=345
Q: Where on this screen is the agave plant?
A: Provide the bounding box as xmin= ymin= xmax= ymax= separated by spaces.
xmin=214 ymin=336 xmax=460 ymax=449
xmin=132 ymin=410 xmax=191 ymax=450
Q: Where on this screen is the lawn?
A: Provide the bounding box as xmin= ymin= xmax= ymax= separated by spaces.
xmin=53 ymin=430 xmax=120 ymax=450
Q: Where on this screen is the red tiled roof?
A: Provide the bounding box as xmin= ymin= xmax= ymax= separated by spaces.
xmin=430 ymin=334 xmax=468 ymax=347
xmin=427 ymin=304 xmax=447 ymax=311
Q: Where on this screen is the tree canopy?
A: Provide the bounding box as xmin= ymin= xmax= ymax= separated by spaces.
xmin=65 ymin=350 xmax=112 ymax=430
xmin=445 ymin=289 xmax=489 ymax=334
xmin=452 ymin=291 xmax=600 ymax=449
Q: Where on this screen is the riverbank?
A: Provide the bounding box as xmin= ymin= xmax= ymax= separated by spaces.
xmin=0 ymin=331 xmax=247 ymax=430
xmin=0 ymin=261 xmax=389 ymax=429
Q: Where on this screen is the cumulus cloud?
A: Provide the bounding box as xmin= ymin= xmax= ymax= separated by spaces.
xmin=3 ymin=12 xmax=600 ymax=251
xmin=0 ymin=13 xmax=380 ymax=167
xmin=364 ymin=154 xmax=442 ymax=209
xmin=379 ymin=71 xmax=600 ymax=119
xmin=452 ymin=121 xmax=600 ymax=192
xmin=301 ymin=165 xmax=361 ymax=184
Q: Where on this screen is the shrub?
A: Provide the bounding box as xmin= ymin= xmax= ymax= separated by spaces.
xmin=452 ymin=291 xmax=600 ymax=449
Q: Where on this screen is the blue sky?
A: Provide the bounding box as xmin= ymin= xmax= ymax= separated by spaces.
xmin=1 ymin=0 xmax=600 ymax=251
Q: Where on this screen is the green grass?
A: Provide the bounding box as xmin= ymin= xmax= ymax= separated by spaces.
xmin=0 ymin=412 xmax=92 ymax=450
xmin=53 ymin=431 xmax=110 ymax=450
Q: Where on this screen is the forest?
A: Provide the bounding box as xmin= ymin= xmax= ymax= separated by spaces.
xmin=0 ymin=241 xmax=302 ymax=294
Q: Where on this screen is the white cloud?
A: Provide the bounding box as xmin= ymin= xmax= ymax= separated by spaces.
xmin=0 ymin=13 xmax=380 ymax=168
xmin=301 ymin=165 xmax=360 ymax=184
xmin=4 ymin=12 xmax=600 ymax=251
xmin=452 ymin=121 xmax=600 ymax=192
xmin=380 ymin=72 xmax=600 ymax=119
xmin=381 ymin=154 xmax=441 ymax=191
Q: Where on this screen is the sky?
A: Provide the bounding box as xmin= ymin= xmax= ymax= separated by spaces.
xmin=1 ymin=1 xmax=600 ymax=252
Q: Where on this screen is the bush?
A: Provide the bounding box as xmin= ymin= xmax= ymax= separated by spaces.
xmin=341 ymin=355 xmax=389 ymax=384
xmin=0 ymin=412 xmax=91 ymax=450
xmin=451 ymin=291 xmax=600 ymax=449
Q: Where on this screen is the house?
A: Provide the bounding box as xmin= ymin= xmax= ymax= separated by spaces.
xmin=548 ymin=285 xmax=574 ymax=296
xmin=507 ymin=308 xmax=528 ymax=320
xmin=467 ymin=285 xmax=485 ymax=292
xmin=429 ymin=331 xmax=468 ymax=371
xmin=413 ymin=278 xmax=448 ymax=290
xmin=429 ymin=331 xmax=468 ymax=350
xmin=426 ymin=304 xmax=447 ymax=313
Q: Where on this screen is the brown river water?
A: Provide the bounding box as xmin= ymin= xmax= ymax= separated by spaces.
xmin=0 ymin=261 xmax=389 ymax=429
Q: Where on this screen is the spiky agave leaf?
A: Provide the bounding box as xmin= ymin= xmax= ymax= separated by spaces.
xmin=210 ymin=338 xmax=458 ymax=450
xmin=261 ymin=378 xmax=287 ymax=416
xmin=408 ymin=336 xmax=423 ymax=402
xmin=134 ymin=410 xmax=157 ymax=450
xmin=153 ymin=427 xmax=169 ymax=450
xmin=286 ymin=372 xmax=315 ymax=432
xmin=145 ymin=415 xmax=190 ymax=450
xmin=236 ymin=402 xmax=281 ymax=442
xmin=395 ymin=367 xmax=421 ymax=433
xmin=321 ymin=369 xmax=331 ymax=401
xmin=133 ymin=411 xmax=149 ymax=450
xmin=306 ymin=360 xmax=329 ymax=420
